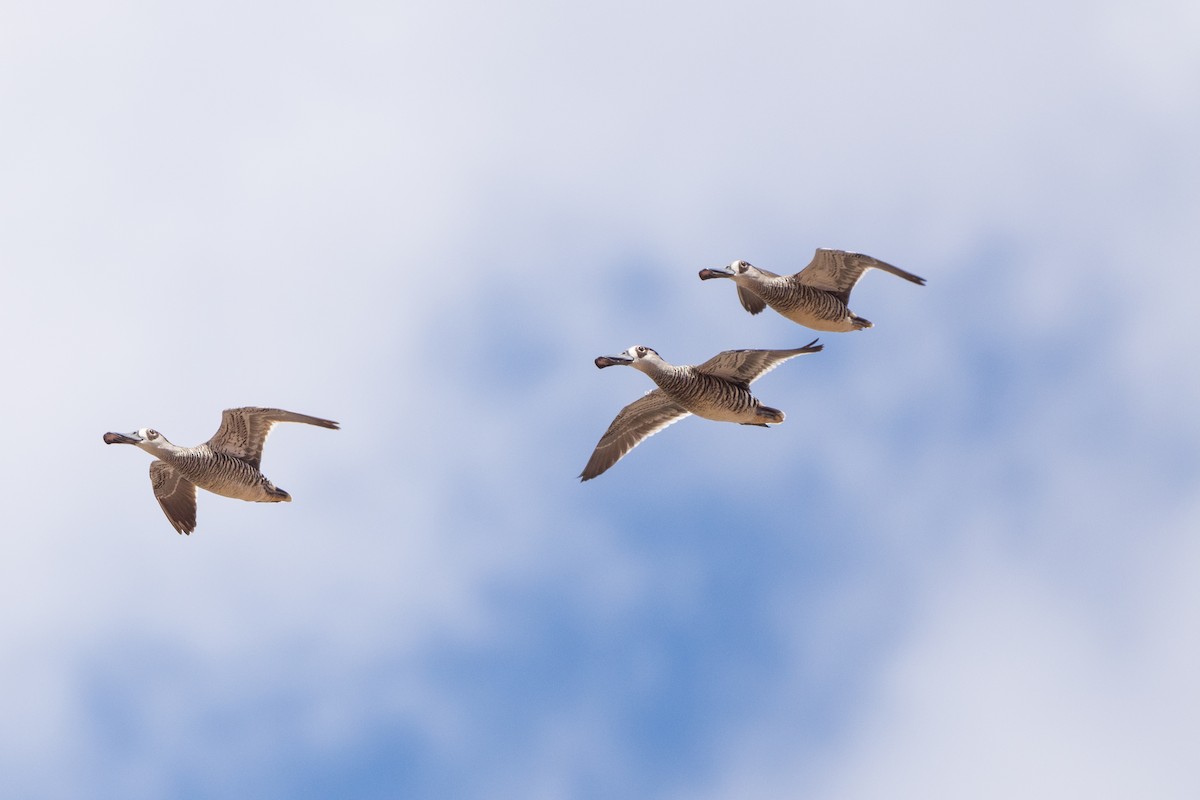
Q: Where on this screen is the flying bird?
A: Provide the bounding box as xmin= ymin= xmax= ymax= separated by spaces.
xmin=580 ymin=341 xmax=822 ymax=481
xmin=699 ymin=248 xmax=925 ymax=331
xmin=104 ymin=407 xmax=339 ymax=534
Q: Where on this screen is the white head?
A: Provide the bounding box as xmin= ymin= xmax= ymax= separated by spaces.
xmin=103 ymin=427 xmax=177 ymax=456
xmin=594 ymin=345 xmax=667 ymax=372
xmin=730 ymin=259 xmax=754 ymax=275
xmin=698 ymin=260 xmax=760 ymax=281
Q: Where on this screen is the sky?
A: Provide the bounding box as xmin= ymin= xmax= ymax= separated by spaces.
xmin=2 ymin=0 xmax=1199 ymax=797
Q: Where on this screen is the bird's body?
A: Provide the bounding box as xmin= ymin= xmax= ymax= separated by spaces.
xmin=104 ymin=407 xmax=338 ymax=534
xmin=732 ymin=275 xmax=864 ymax=332
xmin=623 ymin=358 xmax=783 ymax=425
xmin=580 ymin=341 xmax=822 ymax=481
xmin=699 ymin=248 xmax=925 ymax=331
xmin=148 ymin=444 xmax=289 ymax=502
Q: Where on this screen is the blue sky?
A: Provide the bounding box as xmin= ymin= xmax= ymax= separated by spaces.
xmin=3 ymin=0 xmax=1199 ymax=797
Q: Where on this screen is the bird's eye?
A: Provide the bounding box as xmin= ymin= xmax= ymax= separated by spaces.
xmin=147 ymin=430 xmax=158 ymax=439
xmin=636 ymin=347 xmax=646 ymax=356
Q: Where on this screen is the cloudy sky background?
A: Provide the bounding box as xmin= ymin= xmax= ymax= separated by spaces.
xmin=3 ymin=0 xmax=1199 ymax=796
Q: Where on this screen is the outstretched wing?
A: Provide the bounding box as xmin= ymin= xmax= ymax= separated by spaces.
xmin=580 ymin=390 xmax=691 ymax=481
xmin=796 ymin=248 xmax=925 ymax=300
xmin=150 ymin=461 xmax=197 ymax=535
xmin=695 ymin=340 xmax=823 ymax=386
xmin=207 ymin=407 xmax=339 ymax=468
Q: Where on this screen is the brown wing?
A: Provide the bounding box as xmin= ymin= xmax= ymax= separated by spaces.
xmin=580 ymin=390 xmax=691 ymax=481
xmin=694 ymin=340 xmax=822 ymax=386
xmin=796 ymin=248 xmax=925 ymax=301
xmin=150 ymin=461 xmax=197 ymax=535
xmin=737 ymin=286 xmax=768 ymax=315
xmin=207 ymin=407 xmax=339 ymax=468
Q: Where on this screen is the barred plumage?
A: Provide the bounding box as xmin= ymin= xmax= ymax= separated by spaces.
xmin=762 ymin=282 xmax=847 ymax=324
xmin=104 ymin=407 xmax=339 ymax=534
xmin=699 ymin=248 xmax=925 ymax=332
xmin=162 ymin=446 xmax=276 ymax=501
xmin=579 ymin=341 xmax=821 ymax=480
xmin=659 ymin=368 xmax=758 ymax=420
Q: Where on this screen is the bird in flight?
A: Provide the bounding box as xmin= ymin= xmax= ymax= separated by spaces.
xmin=104 ymin=407 xmax=338 ymax=534
xmin=699 ymin=248 xmax=925 ymax=331
xmin=580 ymin=341 xmax=822 ymax=481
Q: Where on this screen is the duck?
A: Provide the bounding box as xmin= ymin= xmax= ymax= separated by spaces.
xmin=699 ymin=248 xmax=924 ymax=331
xmin=580 ymin=341 xmax=822 ymax=480
xmin=104 ymin=407 xmax=338 ymax=534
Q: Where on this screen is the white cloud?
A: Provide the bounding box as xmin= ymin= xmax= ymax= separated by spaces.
xmin=690 ymin=516 xmax=1200 ymax=800
xmin=2 ymin=0 xmax=1199 ymax=796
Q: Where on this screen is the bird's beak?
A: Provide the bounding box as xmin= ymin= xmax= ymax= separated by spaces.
xmin=698 ymin=266 xmax=734 ymax=280
xmin=103 ymin=431 xmax=143 ymax=445
xmin=594 ymin=354 xmax=633 ymax=369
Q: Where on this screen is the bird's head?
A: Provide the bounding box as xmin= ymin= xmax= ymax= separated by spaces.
xmin=103 ymin=427 xmax=174 ymax=455
xmin=699 ymin=259 xmax=759 ymax=281
xmin=594 ymin=345 xmax=665 ymax=373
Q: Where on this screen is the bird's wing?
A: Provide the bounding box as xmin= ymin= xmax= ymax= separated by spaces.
xmin=796 ymin=248 xmax=925 ymax=299
xmin=580 ymin=390 xmax=691 ymax=481
xmin=737 ymin=286 xmax=768 ymax=315
xmin=207 ymin=407 xmax=339 ymax=468
xmin=695 ymin=340 xmax=823 ymax=385
xmin=150 ymin=461 xmax=197 ymax=535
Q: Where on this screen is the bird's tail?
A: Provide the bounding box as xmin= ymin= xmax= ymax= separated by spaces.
xmin=263 ymin=486 xmax=292 ymax=503
xmin=756 ymin=405 xmax=785 ymax=424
